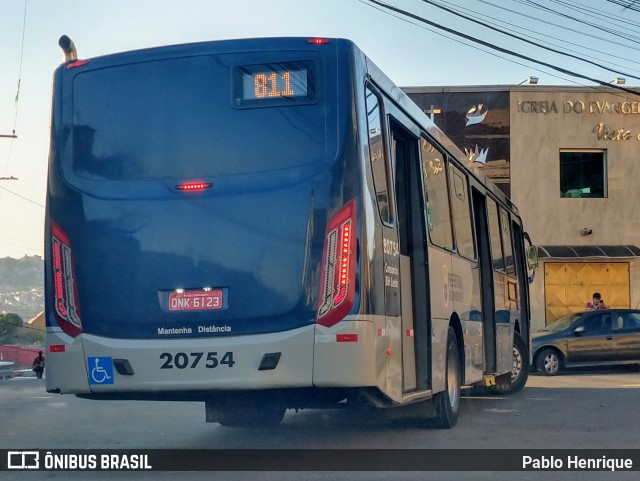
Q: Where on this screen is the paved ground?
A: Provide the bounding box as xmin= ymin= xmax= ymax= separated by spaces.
xmin=1 ymin=367 xmax=639 ymax=480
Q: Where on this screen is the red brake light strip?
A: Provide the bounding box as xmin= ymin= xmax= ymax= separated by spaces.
xmin=176 ymin=182 xmax=213 ymax=191
xmin=66 ymin=59 xmax=90 ymax=69
xmin=306 ymin=38 xmax=331 ymax=45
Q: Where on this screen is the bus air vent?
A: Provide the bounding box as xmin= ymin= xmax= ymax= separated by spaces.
xmin=258 ymin=353 xmax=282 ymax=371
xmin=113 ymin=359 xmax=135 ymax=376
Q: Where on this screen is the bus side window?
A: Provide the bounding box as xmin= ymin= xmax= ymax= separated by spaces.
xmin=487 ymin=198 xmax=504 ymax=271
xmin=500 ymin=208 xmax=516 ymax=277
xmin=449 ymin=164 xmax=476 ymax=260
xmin=365 ymin=87 xmax=392 ymax=225
xmin=420 ymin=137 xmax=453 ymax=250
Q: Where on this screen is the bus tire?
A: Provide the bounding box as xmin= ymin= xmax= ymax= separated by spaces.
xmin=433 ymin=327 xmax=461 ymax=429
xmin=217 ymin=406 xmax=286 ymax=427
xmin=493 ymin=332 xmax=529 ymax=394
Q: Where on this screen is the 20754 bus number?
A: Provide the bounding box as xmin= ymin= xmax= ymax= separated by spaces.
xmin=160 ymin=351 xmax=235 ymax=369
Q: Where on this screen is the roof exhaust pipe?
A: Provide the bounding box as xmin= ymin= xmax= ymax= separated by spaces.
xmin=58 ymin=35 xmax=77 ymax=63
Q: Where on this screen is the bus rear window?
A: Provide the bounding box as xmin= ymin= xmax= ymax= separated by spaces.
xmin=71 ymin=55 xmax=326 ymax=180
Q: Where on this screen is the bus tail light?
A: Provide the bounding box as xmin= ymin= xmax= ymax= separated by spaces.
xmin=50 ymin=222 xmax=82 ymax=337
xmin=176 ymin=182 xmax=213 ymax=191
xmin=65 ymin=59 xmax=90 ymax=69
xmin=307 ymin=38 xmax=332 ymax=45
xmin=316 ymin=199 xmax=357 ymax=327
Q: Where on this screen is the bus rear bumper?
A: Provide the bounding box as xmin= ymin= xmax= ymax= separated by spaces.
xmin=46 ymin=325 xmax=316 ymax=395
xmin=313 ymin=319 xmax=377 ymax=387
xmin=46 ymin=329 xmax=91 ymax=394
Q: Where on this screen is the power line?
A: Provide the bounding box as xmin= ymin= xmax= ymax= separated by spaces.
xmin=0 ymin=184 xmax=44 ymax=208
xmin=363 ymin=0 xmax=640 ymax=95
xmin=1 ymin=0 xmax=28 ymax=202
xmin=514 ymin=0 xmax=640 ymax=43
xmin=604 ymin=0 xmax=640 ymax=12
xmin=2 ymin=0 xmax=27 ymax=130
xmin=546 ymin=0 xmax=640 ymax=31
xmin=359 ymin=0 xmax=635 ymax=90
xmin=435 ymin=0 xmax=640 ymax=76
xmin=361 ymin=0 xmax=640 ymax=104
xmin=0 ymin=234 xmax=43 ymax=244
xmin=358 ymin=0 xmax=580 ymax=86
xmin=14 ymin=0 xmax=28 ymax=108
xmin=0 ymin=239 xmax=44 ymax=258
xmin=474 ymin=0 xmax=640 ymax=52
xmin=418 ymin=0 xmax=640 ymax=81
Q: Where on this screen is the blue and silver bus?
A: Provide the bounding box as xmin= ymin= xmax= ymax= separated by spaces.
xmin=45 ymin=36 xmax=538 ymax=428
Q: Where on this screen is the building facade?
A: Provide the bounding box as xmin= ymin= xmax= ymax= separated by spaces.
xmin=404 ymin=85 xmax=640 ymax=330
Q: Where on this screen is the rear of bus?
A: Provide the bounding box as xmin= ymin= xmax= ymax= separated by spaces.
xmin=45 ymin=38 xmax=366 ymax=412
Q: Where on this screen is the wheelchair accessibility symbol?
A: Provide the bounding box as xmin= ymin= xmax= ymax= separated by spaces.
xmin=88 ymin=357 xmax=114 ymax=385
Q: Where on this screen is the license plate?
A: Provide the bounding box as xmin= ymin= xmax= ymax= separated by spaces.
xmin=168 ymin=290 xmax=223 ymax=311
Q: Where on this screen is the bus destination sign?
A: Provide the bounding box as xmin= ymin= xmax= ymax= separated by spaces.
xmin=235 ymin=61 xmax=315 ymax=107
xmin=243 ymin=68 xmax=307 ymax=100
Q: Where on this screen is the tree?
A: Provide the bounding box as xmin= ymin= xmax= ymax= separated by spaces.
xmin=0 ymin=313 xmax=24 ymax=343
xmin=16 ymin=328 xmax=45 ymax=345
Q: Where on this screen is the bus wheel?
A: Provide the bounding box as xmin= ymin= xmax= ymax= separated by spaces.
xmin=217 ymin=406 xmax=286 ymax=427
xmin=433 ymin=327 xmax=461 ymax=428
xmin=494 ymin=332 xmax=529 ymax=394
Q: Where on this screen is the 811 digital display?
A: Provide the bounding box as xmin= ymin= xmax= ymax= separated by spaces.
xmin=242 ymin=68 xmax=307 ymax=100
xmin=234 ymin=61 xmax=315 ymax=107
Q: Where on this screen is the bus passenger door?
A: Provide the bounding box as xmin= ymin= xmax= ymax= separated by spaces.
xmin=512 ymin=221 xmax=531 ymax=348
xmin=365 ymin=86 xmax=405 ymax=400
xmin=471 ymin=189 xmax=497 ymax=374
xmin=390 ymin=124 xmax=429 ymax=394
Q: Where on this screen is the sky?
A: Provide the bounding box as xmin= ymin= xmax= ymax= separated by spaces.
xmin=1 ymin=0 xmax=639 ymax=259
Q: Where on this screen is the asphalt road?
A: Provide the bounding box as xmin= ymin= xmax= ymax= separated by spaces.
xmin=1 ymin=367 xmax=639 ymax=481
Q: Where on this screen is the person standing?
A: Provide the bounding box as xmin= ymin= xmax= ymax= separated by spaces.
xmin=32 ymin=351 xmax=45 ymax=379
